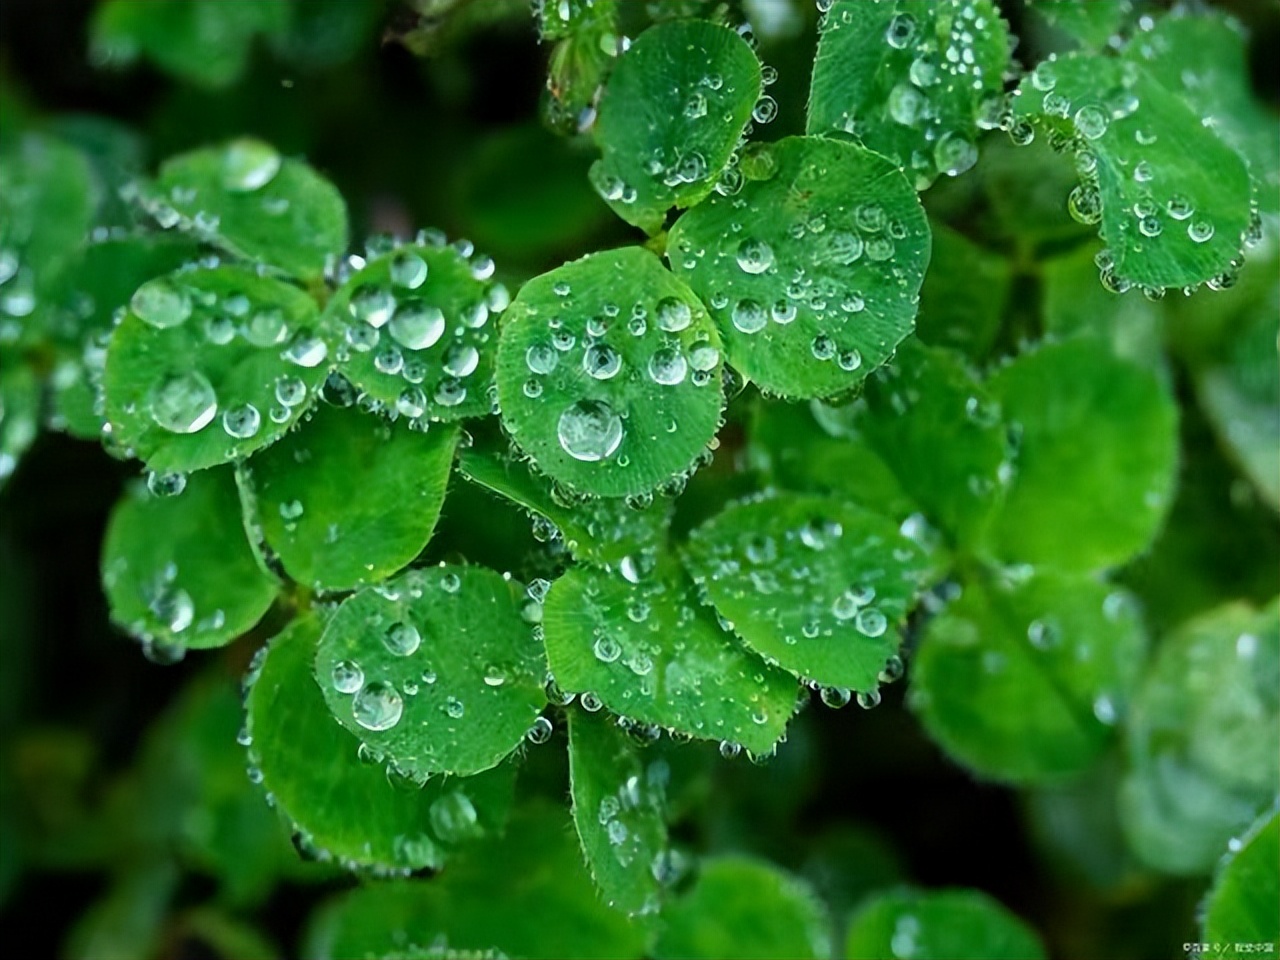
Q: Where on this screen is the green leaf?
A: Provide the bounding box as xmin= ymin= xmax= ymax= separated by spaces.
xmin=856 ymin=339 xmax=1009 ymax=547
xmin=0 ymin=132 xmax=95 ymax=343
xmin=683 ymin=491 xmax=930 ymax=694
xmin=535 ymin=0 xmax=617 ymax=42
xmin=1012 ymin=52 xmax=1253 ymax=291
xmin=909 ymin=570 xmax=1147 ymax=784
xmin=807 ymin=0 xmax=1010 ymax=188
xmin=845 ymin=888 xmax=1046 ymax=960
xmin=983 ymin=337 xmax=1177 ymax=573
xmin=589 ymin=19 xmax=761 ymax=234
xmin=542 ymin=559 xmax=797 ymax=756
xmin=148 ymin=139 xmax=347 ymax=279
xmin=103 ymin=265 xmax=331 ymax=474
xmin=1132 ymin=10 xmax=1280 ymax=221
xmin=914 ymin=223 xmax=1011 ymax=360
xmin=495 ymin=246 xmax=725 ymax=498
xmin=237 ymin=405 xmax=457 ymax=591
xmin=653 ymin=857 xmax=830 ymax=960
xmin=1025 ymin=0 xmax=1130 ymax=51
xmin=326 ymin=240 xmax=507 ymax=424
xmin=314 ymin=564 xmax=547 ymax=779
xmin=1202 ymin=809 xmax=1280 ymax=952
xmin=978 ymin=136 xmax=1093 ymax=247
xmin=302 ymin=802 xmax=648 ymax=960
xmin=1041 ymin=243 xmax=1164 ymax=370
xmin=1195 ymin=302 xmax=1280 ymax=512
xmin=567 ymin=709 xmax=669 ymax=916
xmin=246 ymin=616 xmax=515 ymax=872
xmin=0 ymin=359 xmax=40 ymax=489
xmin=64 ymin=861 xmax=177 ymax=960
xmin=457 ymin=439 xmax=672 ymax=565
xmin=91 ymin=0 xmax=290 ymax=89
xmin=668 ymin=136 xmax=930 ymax=399
xmin=1119 ymin=600 xmax=1279 ymax=874
xmin=101 ymin=468 xmax=277 ymax=651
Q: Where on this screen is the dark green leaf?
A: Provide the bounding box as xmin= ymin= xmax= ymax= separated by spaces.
xmin=101 ymin=468 xmax=277 ymax=651
xmin=495 ymin=246 xmax=724 ymax=498
xmin=1025 ymin=0 xmax=1131 ymax=51
xmin=669 ymin=136 xmax=930 ymax=399
xmin=589 ymin=20 xmax=761 ymax=233
xmin=909 ymin=570 xmax=1147 ymax=783
xmin=1202 ymin=809 xmax=1280 ymax=951
xmin=103 ymin=265 xmax=331 ymax=474
xmin=914 ymin=223 xmax=1011 ymax=360
xmin=808 ymin=0 xmax=1010 ymax=188
xmin=315 ymin=564 xmax=547 ymax=778
xmin=246 ymin=616 xmax=515 ymax=871
xmin=845 ymin=888 xmax=1046 ymax=960
xmin=0 ymin=359 xmax=40 ymax=489
xmin=543 ymin=559 xmax=798 ymax=756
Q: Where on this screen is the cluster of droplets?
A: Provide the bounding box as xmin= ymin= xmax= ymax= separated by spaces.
xmin=101 ymin=553 xmax=227 ymax=661
xmin=820 ymin=3 xmax=1001 ymax=187
xmin=592 ymin=744 xmax=671 ymax=885
xmin=516 ymin=282 xmax=720 ymax=465
xmin=334 ymin=232 xmax=508 ymax=427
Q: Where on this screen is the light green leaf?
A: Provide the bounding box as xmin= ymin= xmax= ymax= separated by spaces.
xmin=103 ymin=265 xmax=331 ymax=474
xmin=808 ymin=0 xmax=1010 ymax=188
xmin=457 ymin=439 xmax=672 ymax=565
xmin=983 ymin=337 xmax=1177 ymax=572
xmin=0 ymin=132 xmax=95 ymax=344
xmin=589 ymin=19 xmax=761 ymax=233
xmin=535 ymin=0 xmax=616 ymax=42
xmin=1025 ymin=0 xmax=1131 ymax=50
xmin=1132 ymin=10 xmax=1279 ymax=221
xmin=1120 ymin=600 xmax=1279 ymax=875
xmin=326 ymin=240 xmax=507 ymax=423
xmin=101 ymin=468 xmax=277 ymax=651
xmin=495 ymin=246 xmax=724 ymax=498
xmin=567 ymin=709 xmax=669 ymax=916
xmin=315 ymin=564 xmax=547 ymax=779
xmin=653 ymin=857 xmax=830 ymax=960
xmin=1202 ymin=809 xmax=1280 ymax=952
xmin=91 ymin=0 xmax=290 ymax=88
xmin=302 ymin=802 xmax=648 ymax=960
xmin=668 ymin=136 xmax=930 ymax=399
xmin=914 ymin=222 xmax=1010 ymax=360
xmin=909 ymin=570 xmax=1147 ymax=784
xmin=246 ymin=616 xmax=515 ymax=872
xmin=683 ymin=491 xmax=930 ymax=694
xmin=147 ymin=139 xmax=347 ymax=279
xmin=1012 ymin=52 xmax=1252 ymax=290
xmin=543 ymin=559 xmax=797 ymax=756
xmin=845 ymin=888 xmax=1046 ymax=960
xmin=237 ymin=405 xmax=457 ymax=591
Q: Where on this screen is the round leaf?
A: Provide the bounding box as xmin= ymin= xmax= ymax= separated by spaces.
xmin=683 ymin=491 xmax=930 ymax=693
xmin=567 ymin=709 xmax=669 ymax=917
xmin=101 ymin=468 xmax=277 ymax=650
xmin=542 ymin=559 xmax=797 ymax=756
xmin=983 ymin=337 xmax=1177 ymax=573
xmin=1202 ymin=809 xmax=1280 ymax=950
xmin=668 ymin=136 xmax=930 ymax=399
xmin=327 ymin=240 xmax=507 ymax=423
xmin=653 ymin=857 xmax=830 ymax=960
xmin=589 ymin=19 xmax=761 ymax=234
xmin=845 ymin=888 xmax=1046 ymax=960
xmin=237 ymin=404 xmax=457 ymax=591
xmin=246 ymin=616 xmax=515 ymax=872
xmin=1119 ymin=600 xmax=1279 ymax=874
xmin=103 ymin=265 xmax=331 ymax=474
xmin=148 ymin=138 xmax=347 ymax=279
xmin=808 ymin=0 xmax=1010 ymax=188
xmin=909 ymin=570 xmax=1147 ymax=784
xmin=495 ymin=246 xmax=725 ymax=498
xmin=314 ymin=565 xmax=547 ymax=778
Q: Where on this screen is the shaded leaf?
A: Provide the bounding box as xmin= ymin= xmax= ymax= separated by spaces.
xmin=845 ymin=887 xmax=1046 ymax=960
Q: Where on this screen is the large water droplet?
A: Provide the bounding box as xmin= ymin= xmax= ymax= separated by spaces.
xmin=736 ymin=238 xmax=775 ymax=275
xmin=443 ymin=343 xmax=480 ymax=378
xmin=349 ymin=285 xmax=396 ymax=328
xmin=352 ymin=681 xmax=403 ymax=731
xmin=222 ymin=403 xmax=261 ymax=439
xmin=332 ymin=660 xmax=364 ymax=694
xmin=655 ymin=297 xmax=692 ymax=332
xmin=389 ymin=251 xmax=428 ymax=289
xmin=558 ymin=400 xmax=624 ymax=462
xmin=731 ymin=299 xmax=768 ymax=334
xmin=132 ymin=278 xmax=192 ymax=329
xmin=583 ymin=343 xmax=622 ymax=380
xmin=221 ymin=138 xmax=282 ymax=192
xmin=149 ymin=371 xmax=218 ymax=434
xmin=388 ymin=300 xmax=445 ymax=350
xmin=648 ymin=347 xmax=687 ymax=385
xmin=384 ymin=621 xmax=421 ymax=656
xmin=429 ymin=791 xmax=481 ymax=843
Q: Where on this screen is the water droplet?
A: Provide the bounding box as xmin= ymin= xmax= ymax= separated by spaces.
xmin=1166 ymin=194 xmax=1193 ymax=220
xmin=1187 ymin=219 xmax=1214 ymax=243
xmin=1073 ymin=105 xmax=1108 ymax=140
xmin=583 ymin=343 xmax=622 ymax=380
xmin=731 ymin=298 xmax=768 ymax=334
xmin=283 ymin=331 xmax=327 ymax=367
xmin=221 ymin=138 xmax=281 ymax=192
xmin=557 ymin=400 xmax=623 ymax=462
xmin=820 ymin=686 xmax=851 ymax=709
xmin=593 ymin=635 xmax=622 ymax=663
xmin=735 ymin=237 xmax=774 ymax=274
xmin=349 ymin=285 xmax=396 ymax=328
xmin=131 ymin=278 xmax=192 ymax=329
xmin=855 ymin=608 xmax=887 ymax=637
xmin=885 ymin=12 xmax=916 ymax=48
xmin=889 ymin=83 xmax=925 ymax=126
xmin=526 ymin=716 xmax=554 ymax=744
xmin=526 ymin=343 xmax=559 ymax=375
xmin=827 ymin=231 xmax=864 ymax=265
xmin=648 ymin=347 xmax=688 ymax=385
xmin=384 ymin=621 xmax=421 ymax=656
xmin=149 ymin=372 xmax=218 ymax=434
xmin=352 ymin=681 xmax=403 ymax=731
xmin=443 ymin=343 xmax=480 ymax=378
xmin=429 ymin=791 xmax=481 ymax=843
xmin=389 ymin=250 xmax=427 ymax=289
xmin=388 ymin=300 xmax=445 ymax=350
xmin=935 ymin=133 xmax=978 ymax=177
xmin=274 ymin=375 xmax=307 ymax=407
xmin=656 ymin=297 xmax=692 ymax=332
xmin=751 ymin=96 xmax=778 ymax=124
xmin=222 ymin=403 xmax=261 ymax=439
xmin=332 ymin=660 xmax=364 ymax=694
